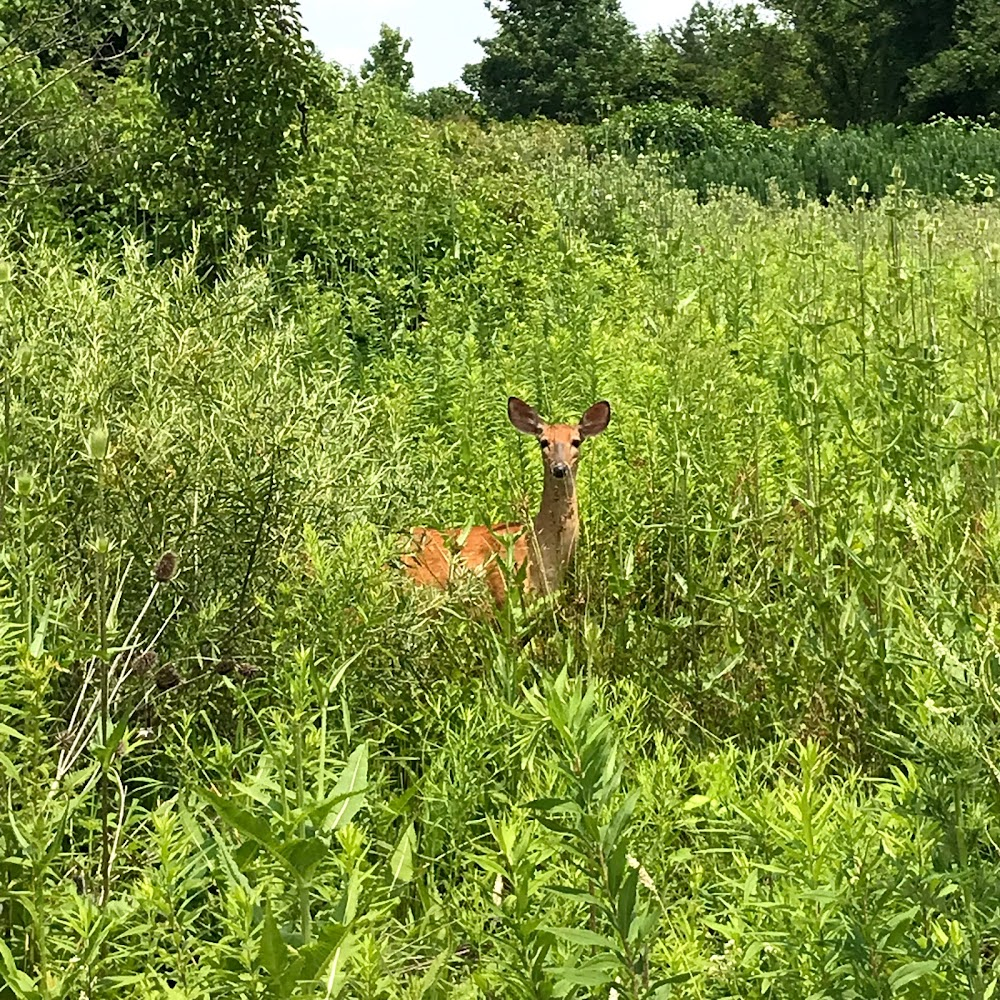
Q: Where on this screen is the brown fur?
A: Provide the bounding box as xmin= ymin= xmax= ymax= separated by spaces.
xmin=401 ymin=523 xmax=528 ymax=606
xmin=402 ymin=398 xmax=611 ymax=605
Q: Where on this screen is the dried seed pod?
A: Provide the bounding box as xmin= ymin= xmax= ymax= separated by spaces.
xmin=132 ymin=649 xmax=159 ymax=677
xmin=236 ymin=662 xmax=262 ymax=681
xmin=155 ymin=664 xmax=181 ymax=690
xmin=153 ymin=551 xmax=178 ymax=582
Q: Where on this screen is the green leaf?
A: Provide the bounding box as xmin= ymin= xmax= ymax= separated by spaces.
xmin=323 ymin=743 xmax=368 ymax=832
xmin=547 ymin=954 xmax=620 ymax=987
xmin=29 ymin=601 xmax=52 ymax=658
xmin=956 ymin=438 xmax=1000 ymax=457
xmin=525 ymin=796 xmax=579 ymax=813
xmin=319 ymin=932 xmax=352 ymax=999
xmin=547 ymin=884 xmax=606 ymax=908
xmin=889 ymin=960 xmax=938 ymax=990
xmin=182 ymin=799 xmax=252 ymax=893
xmin=542 ymin=926 xmax=619 ymax=951
xmin=617 ymin=867 xmax=639 ymax=938
xmin=388 ymin=822 xmax=415 ymax=889
xmin=258 ymin=903 xmax=287 ymax=979
xmin=0 ymin=939 xmax=39 ymax=998
xmin=280 ymin=836 xmax=328 ymax=880
xmin=605 ymin=788 xmax=640 ymax=845
xmin=385 ymin=779 xmax=421 ymax=816
xmin=95 ymin=714 xmax=130 ymax=770
xmin=683 ymin=794 xmax=712 ymax=810
xmin=199 ymin=787 xmax=279 ymax=853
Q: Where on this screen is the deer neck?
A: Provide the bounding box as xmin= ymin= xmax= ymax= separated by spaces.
xmin=528 ymin=474 xmax=580 ymax=594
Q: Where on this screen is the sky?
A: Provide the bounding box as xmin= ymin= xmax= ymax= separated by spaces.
xmin=298 ymin=1 xmax=697 ymax=92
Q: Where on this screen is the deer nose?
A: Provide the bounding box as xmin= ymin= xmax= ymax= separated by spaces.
xmin=552 ymin=463 xmax=569 ymax=479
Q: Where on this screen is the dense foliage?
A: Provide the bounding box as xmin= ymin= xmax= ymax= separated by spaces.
xmin=361 ymin=24 xmax=414 ymax=93
xmin=454 ymin=0 xmax=1000 ymax=127
xmin=2 ymin=3 xmax=1000 ymax=998
xmin=462 ymin=0 xmax=641 ymax=124
xmin=592 ymin=106 xmax=1000 ymax=203
xmin=632 ymin=4 xmax=821 ymax=126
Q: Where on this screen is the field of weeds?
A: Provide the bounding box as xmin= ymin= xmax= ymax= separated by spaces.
xmin=2 ymin=111 xmax=1000 ymax=996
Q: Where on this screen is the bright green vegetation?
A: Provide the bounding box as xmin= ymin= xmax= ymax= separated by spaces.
xmin=593 ymin=107 xmax=1000 ymax=204
xmin=3 ymin=72 xmax=1000 ymax=1000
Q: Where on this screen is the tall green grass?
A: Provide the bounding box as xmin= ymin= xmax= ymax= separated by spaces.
xmin=1 ymin=122 xmax=1000 ymax=996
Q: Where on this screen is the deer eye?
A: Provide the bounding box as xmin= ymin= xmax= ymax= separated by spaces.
xmin=539 ymin=439 xmax=549 ymax=449
xmin=571 ymin=439 xmax=582 ymax=449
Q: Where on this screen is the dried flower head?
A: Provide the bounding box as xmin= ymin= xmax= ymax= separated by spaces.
xmin=236 ymin=662 xmax=262 ymax=681
xmin=155 ymin=664 xmax=181 ymax=690
xmin=154 ymin=551 xmax=178 ymax=582
xmin=132 ymin=649 xmax=158 ymax=677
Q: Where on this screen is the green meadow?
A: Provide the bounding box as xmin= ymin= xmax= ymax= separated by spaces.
xmin=3 ymin=81 xmax=1000 ymax=997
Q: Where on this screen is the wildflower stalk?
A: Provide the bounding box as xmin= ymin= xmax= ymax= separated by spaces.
xmin=293 ymin=646 xmax=312 ymax=945
xmin=86 ymin=425 xmax=111 ymax=906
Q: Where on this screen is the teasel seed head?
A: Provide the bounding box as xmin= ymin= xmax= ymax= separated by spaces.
xmin=236 ymin=662 xmax=262 ymax=681
xmin=155 ymin=664 xmax=181 ymax=690
xmin=14 ymin=470 xmax=33 ymax=497
xmin=154 ymin=550 xmax=178 ymax=582
xmin=85 ymin=426 xmax=109 ymax=463
xmin=132 ymin=649 xmax=158 ymax=677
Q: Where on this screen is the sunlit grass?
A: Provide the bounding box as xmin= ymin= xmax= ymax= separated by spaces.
xmin=1 ymin=136 xmax=999 ymax=996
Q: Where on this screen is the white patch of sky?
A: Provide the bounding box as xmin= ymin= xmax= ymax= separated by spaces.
xmin=298 ymin=1 xmax=697 ymax=92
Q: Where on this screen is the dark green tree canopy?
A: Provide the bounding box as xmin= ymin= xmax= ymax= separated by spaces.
xmin=768 ymin=0 xmax=954 ymax=125
xmin=408 ymin=84 xmax=481 ymax=121
xmin=635 ymin=3 xmax=820 ymax=125
xmin=361 ymin=23 xmax=414 ymax=91
xmin=462 ymin=0 xmax=642 ymax=123
xmin=144 ymin=0 xmax=323 ymax=202
xmin=907 ymin=0 xmax=1000 ymax=117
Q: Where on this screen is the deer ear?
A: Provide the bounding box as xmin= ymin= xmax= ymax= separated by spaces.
xmin=508 ymin=397 xmax=543 ymax=436
xmin=579 ymin=400 xmax=611 ymax=439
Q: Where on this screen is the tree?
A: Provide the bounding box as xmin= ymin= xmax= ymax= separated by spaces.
xmin=907 ymin=0 xmax=1000 ymax=117
xmin=635 ymin=3 xmax=820 ymax=124
xmin=462 ymin=0 xmax=642 ymax=123
xmin=766 ymin=0 xmax=954 ymax=125
xmin=408 ymin=85 xmax=481 ymax=121
xmin=0 ymin=0 xmax=334 ymax=252
xmin=360 ymin=23 xmax=413 ymax=92
xmin=145 ymin=0 xmax=324 ymax=207
xmin=0 ymin=1 xmax=140 ymax=196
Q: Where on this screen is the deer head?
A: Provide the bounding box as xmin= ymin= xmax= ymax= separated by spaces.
xmin=507 ymin=397 xmax=611 ymax=485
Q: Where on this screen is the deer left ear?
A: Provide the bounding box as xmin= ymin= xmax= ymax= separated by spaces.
xmin=508 ymin=397 xmax=544 ymax=437
xmin=578 ymin=400 xmax=611 ymax=439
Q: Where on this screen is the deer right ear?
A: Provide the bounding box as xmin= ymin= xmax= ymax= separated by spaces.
xmin=508 ymin=397 xmax=543 ymax=437
xmin=579 ymin=400 xmax=611 ymax=438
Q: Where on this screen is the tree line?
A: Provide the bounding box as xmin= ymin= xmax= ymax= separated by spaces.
xmin=367 ymin=0 xmax=1000 ymax=127
xmin=4 ymin=0 xmax=1000 ymax=266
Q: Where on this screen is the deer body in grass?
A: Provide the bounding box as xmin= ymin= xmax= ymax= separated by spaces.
xmin=402 ymin=397 xmax=611 ymax=604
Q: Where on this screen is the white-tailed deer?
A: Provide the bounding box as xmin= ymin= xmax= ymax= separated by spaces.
xmin=401 ymin=397 xmax=611 ymax=604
